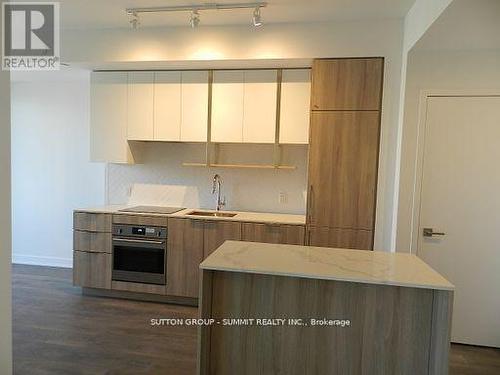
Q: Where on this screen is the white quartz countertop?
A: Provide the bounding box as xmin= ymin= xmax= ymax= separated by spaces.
xmin=200 ymin=241 xmax=454 ymax=291
xmin=75 ymin=205 xmax=306 ymax=225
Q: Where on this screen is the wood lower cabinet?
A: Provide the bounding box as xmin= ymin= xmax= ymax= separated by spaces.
xmin=73 ymin=251 xmax=111 ymax=289
xmin=166 ymin=218 xmax=204 ymax=298
xmin=242 ymin=223 xmax=305 ymax=245
xmin=307 ymin=227 xmax=373 ymax=250
xmin=73 ymin=231 xmax=111 ymax=253
xmin=203 ymin=221 xmax=242 ymax=259
xmin=73 ymin=212 xmax=112 ymax=232
xmin=307 ymin=111 xmax=379 ymax=231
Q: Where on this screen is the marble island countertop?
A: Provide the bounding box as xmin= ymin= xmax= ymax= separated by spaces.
xmin=200 ymin=241 xmax=454 ymax=291
xmin=75 ymin=205 xmax=306 ymax=225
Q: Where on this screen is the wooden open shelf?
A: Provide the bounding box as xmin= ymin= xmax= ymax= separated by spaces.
xmin=182 ymin=162 xmax=296 ymax=170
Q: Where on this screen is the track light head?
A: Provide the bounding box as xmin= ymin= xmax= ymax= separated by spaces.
xmin=129 ymin=11 xmax=140 ymax=30
xmin=252 ymin=7 xmax=262 ymax=27
xmin=190 ymin=10 xmax=200 ymax=28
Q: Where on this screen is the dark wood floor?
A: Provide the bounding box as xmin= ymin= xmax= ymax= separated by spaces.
xmin=13 ymin=264 xmax=500 ymax=375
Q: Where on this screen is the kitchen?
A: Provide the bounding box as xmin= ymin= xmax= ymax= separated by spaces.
xmin=2 ymin=0 xmax=500 ymax=374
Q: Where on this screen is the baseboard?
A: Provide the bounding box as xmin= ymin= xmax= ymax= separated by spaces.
xmin=12 ymin=254 xmax=72 ymax=268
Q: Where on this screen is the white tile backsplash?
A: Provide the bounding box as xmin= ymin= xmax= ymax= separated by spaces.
xmin=107 ymin=142 xmax=308 ymax=214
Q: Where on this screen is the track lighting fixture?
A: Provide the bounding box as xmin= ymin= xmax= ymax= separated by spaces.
xmin=190 ymin=10 xmax=200 ymax=28
xmin=252 ymin=7 xmax=262 ymax=27
xmin=125 ymin=2 xmax=267 ymax=29
xmin=128 ymin=11 xmax=140 ymax=30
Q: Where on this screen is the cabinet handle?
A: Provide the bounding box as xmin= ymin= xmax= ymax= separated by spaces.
xmin=307 ymin=185 xmax=314 ymax=224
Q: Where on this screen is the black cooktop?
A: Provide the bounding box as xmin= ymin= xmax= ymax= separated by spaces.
xmin=119 ymin=206 xmax=185 ymax=215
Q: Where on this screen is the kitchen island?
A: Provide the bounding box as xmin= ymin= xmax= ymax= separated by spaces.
xmin=198 ymin=241 xmax=454 ymax=375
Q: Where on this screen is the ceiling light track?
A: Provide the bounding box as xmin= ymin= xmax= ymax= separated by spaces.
xmin=126 ymin=2 xmax=267 ymax=15
xmin=126 ymin=2 xmax=267 ymax=29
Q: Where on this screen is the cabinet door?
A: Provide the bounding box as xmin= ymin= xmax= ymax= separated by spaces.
xmin=73 ymin=251 xmax=111 ymax=289
xmin=279 ymin=69 xmax=311 ymax=144
xmin=204 ymin=221 xmax=241 ymax=259
xmin=154 ymin=71 xmax=181 ymax=141
xmin=307 ymin=112 xmax=379 ymax=230
xmin=243 ymin=70 xmax=277 ymax=143
xmin=181 ymin=71 xmax=208 ymax=142
xmin=212 ymin=70 xmax=244 ymax=143
xmin=241 ymin=223 xmax=305 ymax=245
xmin=307 ymin=227 xmax=373 ymax=250
xmin=90 ymin=72 xmax=132 ymax=163
xmin=166 ymin=218 xmax=204 ymax=298
xmin=127 ymin=71 xmax=154 ymax=141
xmin=311 ymin=58 xmax=383 ymax=111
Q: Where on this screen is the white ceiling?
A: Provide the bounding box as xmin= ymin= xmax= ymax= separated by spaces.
xmin=26 ymin=0 xmax=416 ymax=29
xmin=414 ymin=0 xmax=500 ymax=51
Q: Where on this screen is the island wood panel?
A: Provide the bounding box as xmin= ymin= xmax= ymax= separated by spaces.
xmin=200 ymin=271 xmax=452 ymax=375
xmin=167 ymin=218 xmax=205 ymax=298
xmin=73 ymin=230 xmax=112 ymax=253
xmin=73 ymin=251 xmax=111 ymax=289
xmin=73 ymin=212 xmax=112 ymax=232
xmin=311 ymin=58 xmax=384 ymax=111
xmin=429 ymin=290 xmax=454 ymax=375
xmin=203 ymin=221 xmax=242 ymax=259
xmin=241 ymin=223 xmax=305 ymax=245
xmin=307 ymin=111 xmax=379 ymax=231
xmin=112 ymin=214 xmax=168 ymax=227
xmin=111 ymin=280 xmax=166 ymax=295
xmin=307 ymin=227 xmax=373 ymax=250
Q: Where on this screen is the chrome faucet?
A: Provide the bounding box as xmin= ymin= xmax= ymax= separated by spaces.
xmin=212 ymin=174 xmax=226 ymax=212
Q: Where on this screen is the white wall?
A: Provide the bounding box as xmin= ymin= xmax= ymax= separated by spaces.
xmin=0 ymin=6 xmax=12 ymax=372
xmin=396 ymin=49 xmax=500 ymax=252
xmin=402 ymin=0 xmax=454 ymax=52
xmin=108 ymin=144 xmax=308 ymax=214
xmin=389 ymin=0 xmax=453 ymax=250
xmin=11 ymin=70 xmax=106 ymax=267
xmin=0 ymin=60 xmax=12 ymax=375
xmin=63 ymin=19 xmax=405 ymax=250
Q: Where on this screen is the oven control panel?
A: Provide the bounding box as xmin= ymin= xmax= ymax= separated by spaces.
xmin=113 ymin=224 xmax=167 ymax=239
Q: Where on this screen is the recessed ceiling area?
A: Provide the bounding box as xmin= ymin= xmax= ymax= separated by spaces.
xmin=414 ymin=0 xmax=500 ymax=51
xmin=37 ymin=0 xmax=416 ymax=29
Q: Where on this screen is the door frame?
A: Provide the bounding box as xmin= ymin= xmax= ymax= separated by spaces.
xmin=409 ymin=89 xmax=500 ymax=255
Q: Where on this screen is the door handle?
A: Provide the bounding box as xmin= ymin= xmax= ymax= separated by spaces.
xmin=423 ymin=228 xmax=446 ymax=237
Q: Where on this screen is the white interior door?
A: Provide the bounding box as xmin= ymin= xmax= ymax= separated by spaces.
xmin=417 ymin=96 xmax=500 ymax=347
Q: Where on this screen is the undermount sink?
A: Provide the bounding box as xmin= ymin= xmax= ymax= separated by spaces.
xmin=187 ymin=210 xmax=237 ymax=218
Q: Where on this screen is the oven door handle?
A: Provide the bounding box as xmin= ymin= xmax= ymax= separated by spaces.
xmin=113 ymin=238 xmax=165 ymax=246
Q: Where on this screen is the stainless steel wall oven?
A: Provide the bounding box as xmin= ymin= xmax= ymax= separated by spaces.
xmin=112 ymin=224 xmax=167 ymax=285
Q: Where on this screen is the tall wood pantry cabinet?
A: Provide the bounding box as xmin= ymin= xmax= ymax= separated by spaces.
xmin=306 ymin=58 xmax=384 ymax=250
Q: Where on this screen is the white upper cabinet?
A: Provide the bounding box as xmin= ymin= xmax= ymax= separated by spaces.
xmin=243 ymin=70 xmax=277 ymax=143
xmin=279 ymin=69 xmax=311 ymax=144
xmin=127 ymin=72 xmax=154 ymax=141
xmin=154 ymin=71 xmax=182 ymax=141
xmin=90 ymin=72 xmax=133 ymax=163
xmin=212 ymin=71 xmax=245 ymax=143
xmin=212 ymin=70 xmax=278 ymax=143
xmin=181 ymin=71 xmax=209 ymax=142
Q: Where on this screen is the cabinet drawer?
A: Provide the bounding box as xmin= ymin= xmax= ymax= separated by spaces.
xmin=73 ymin=212 xmax=112 ymax=232
xmin=73 ymin=230 xmax=111 ymax=253
xmin=307 ymin=227 xmax=373 ymax=250
xmin=242 ymin=223 xmax=305 ymax=245
xmin=73 ymin=251 xmax=111 ymax=289
xmin=112 ymin=214 xmax=168 ymax=227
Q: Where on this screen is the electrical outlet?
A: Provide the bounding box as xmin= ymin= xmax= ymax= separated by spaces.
xmin=279 ymin=191 xmax=287 ymax=204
